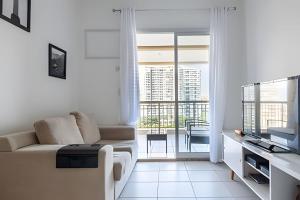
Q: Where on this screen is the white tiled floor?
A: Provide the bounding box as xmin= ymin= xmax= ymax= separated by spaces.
xmin=119 ymin=161 xmax=260 ymax=200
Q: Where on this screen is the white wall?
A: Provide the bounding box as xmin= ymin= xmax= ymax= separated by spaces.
xmin=78 ymin=0 xmax=245 ymax=129
xmin=0 ymin=0 xmax=81 ymax=134
xmin=3 ymin=0 xmax=298 ymax=134
xmin=244 ymin=0 xmax=300 ymax=83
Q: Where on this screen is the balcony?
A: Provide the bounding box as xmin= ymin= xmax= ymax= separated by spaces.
xmin=137 ymin=101 xmax=210 ymax=158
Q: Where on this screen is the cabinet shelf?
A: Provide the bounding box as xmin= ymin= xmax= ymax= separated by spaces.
xmin=245 ymin=161 xmax=270 ymax=179
xmin=242 ymin=176 xmax=270 ymax=200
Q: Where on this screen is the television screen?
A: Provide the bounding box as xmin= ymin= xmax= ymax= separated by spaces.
xmin=242 ymin=76 xmax=300 ymax=151
xmin=242 ymin=84 xmax=256 ymax=135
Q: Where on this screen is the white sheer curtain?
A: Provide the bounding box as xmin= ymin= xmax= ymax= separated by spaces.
xmin=209 ymin=7 xmax=229 ymax=163
xmin=119 ymin=8 xmax=140 ymax=125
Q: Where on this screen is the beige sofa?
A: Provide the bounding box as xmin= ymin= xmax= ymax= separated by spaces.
xmin=0 ymin=126 xmax=137 ymax=200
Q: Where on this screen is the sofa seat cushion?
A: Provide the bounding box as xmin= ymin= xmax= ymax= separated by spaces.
xmin=96 ymin=140 xmax=136 ymax=156
xmin=96 ymin=140 xmax=136 ymax=145
xmin=70 ymin=112 xmax=100 ymax=144
xmin=113 ymin=151 xmax=131 ymax=181
xmin=34 ymin=116 xmax=84 ymax=145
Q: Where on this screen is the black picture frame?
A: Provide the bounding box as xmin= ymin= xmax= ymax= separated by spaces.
xmin=0 ymin=0 xmax=31 ymax=32
xmin=48 ymin=44 xmax=67 ymax=80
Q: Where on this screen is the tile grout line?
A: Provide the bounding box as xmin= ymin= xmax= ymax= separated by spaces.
xmin=157 ymin=163 xmax=160 ymax=200
xmin=185 ymin=161 xmax=197 ymax=199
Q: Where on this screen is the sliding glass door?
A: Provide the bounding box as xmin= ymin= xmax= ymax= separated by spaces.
xmin=174 ymin=33 xmax=210 ymax=159
xmin=137 ymin=33 xmax=176 ymax=159
xmin=136 ymin=32 xmax=210 ymax=159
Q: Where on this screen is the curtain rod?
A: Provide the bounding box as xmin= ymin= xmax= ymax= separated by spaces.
xmin=112 ymin=7 xmax=237 ymax=13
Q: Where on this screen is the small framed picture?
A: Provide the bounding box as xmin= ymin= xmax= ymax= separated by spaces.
xmin=48 ymin=44 xmax=67 ymax=80
xmin=0 ymin=0 xmax=31 ymax=32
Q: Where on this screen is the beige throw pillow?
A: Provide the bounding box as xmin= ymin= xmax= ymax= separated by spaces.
xmin=34 ymin=115 xmax=84 ymax=145
xmin=70 ymin=112 xmax=100 ymax=144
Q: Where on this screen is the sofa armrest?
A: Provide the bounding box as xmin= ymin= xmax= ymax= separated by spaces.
xmin=99 ymin=126 xmax=136 ymax=140
xmin=0 ymin=145 xmax=115 ymax=200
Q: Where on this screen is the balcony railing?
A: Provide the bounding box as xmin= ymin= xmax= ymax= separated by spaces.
xmin=138 ymin=101 xmax=209 ymax=132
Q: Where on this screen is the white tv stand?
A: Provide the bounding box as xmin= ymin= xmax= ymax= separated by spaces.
xmin=223 ymin=130 xmax=300 ymax=200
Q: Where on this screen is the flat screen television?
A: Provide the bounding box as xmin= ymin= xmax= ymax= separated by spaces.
xmin=242 ymin=76 xmax=300 ymax=153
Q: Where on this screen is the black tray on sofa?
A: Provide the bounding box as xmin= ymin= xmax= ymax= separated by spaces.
xmin=56 ymin=144 xmax=104 ymax=168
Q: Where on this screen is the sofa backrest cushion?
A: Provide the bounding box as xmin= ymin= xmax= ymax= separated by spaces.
xmin=99 ymin=126 xmax=135 ymax=140
xmin=0 ymin=131 xmax=38 ymax=152
xmin=34 ymin=116 xmax=84 ymax=145
xmin=70 ymin=112 xmax=100 ymax=144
